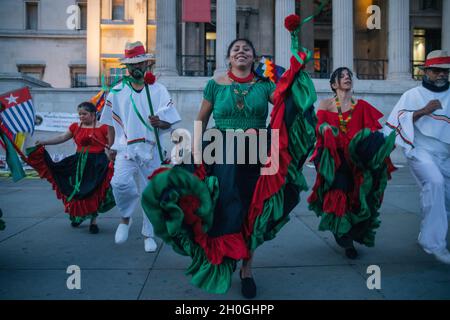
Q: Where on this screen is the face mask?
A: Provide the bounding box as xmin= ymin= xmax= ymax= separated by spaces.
xmin=422 ymin=75 xmax=450 ymax=92
xmin=128 ymin=65 xmax=146 ymax=80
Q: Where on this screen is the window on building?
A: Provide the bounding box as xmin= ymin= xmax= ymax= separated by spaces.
xmin=112 ymin=0 xmax=125 ymax=20
xmin=421 ymin=0 xmax=438 ymax=10
xmin=17 ymin=64 xmax=45 ymax=80
xmin=70 ymin=65 xmax=87 ymax=87
xmin=413 ymin=29 xmax=426 ymax=79
xmin=25 ymin=2 xmax=38 ymax=30
xmin=412 ymin=28 xmax=442 ymax=79
xmin=205 ymin=31 xmax=216 ymax=77
xmin=78 ymin=1 xmax=87 ymax=30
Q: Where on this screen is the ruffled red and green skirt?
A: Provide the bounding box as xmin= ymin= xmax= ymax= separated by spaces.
xmin=308 ymin=125 xmax=396 ymax=247
xmin=26 ymin=145 xmax=115 ymax=223
xmin=141 ymin=55 xmax=317 ymax=294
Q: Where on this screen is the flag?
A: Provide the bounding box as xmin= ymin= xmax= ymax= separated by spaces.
xmin=0 ymin=87 xmax=36 ymax=135
xmin=14 ymin=132 xmax=27 ymax=151
xmin=255 ymin=57 xmax=286 ymax=83
xmin=0 ymin=126 xmax=25 ymax=182
xmin=90 ymin=90 xmax=106 ymax=113
xmin=182 ymin=0 xmax=211 ymax=23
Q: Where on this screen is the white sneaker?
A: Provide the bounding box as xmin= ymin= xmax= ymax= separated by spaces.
xmin=430 ymin=248 xmax=450 ymax=265
xmin=144 ymin=237 xmax=157 ymax=253
xmin=115 ymin=219 xmax=132 ymax=244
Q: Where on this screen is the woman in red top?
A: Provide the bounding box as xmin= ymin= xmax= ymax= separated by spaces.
xmin=27 ymin=102 xmax=115 ymax=233
xmin=308 ymin=67 xmax=396 ymax=259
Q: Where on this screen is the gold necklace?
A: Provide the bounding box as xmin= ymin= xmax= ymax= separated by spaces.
xmin=229 ymin=77 xmax=256 ymax=110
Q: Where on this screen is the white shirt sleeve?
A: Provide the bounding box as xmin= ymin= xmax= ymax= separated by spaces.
xmin=99 ymin=93 xmax=114 ymax=126
xmin=154 ymin=84 xmax=181 ymax=125
xmin=383 ymin=92 xmax=415 ymax=154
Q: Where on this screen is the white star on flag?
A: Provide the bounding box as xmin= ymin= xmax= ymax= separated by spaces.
xmin=0 ymin=87 xmax=35 ymax=135
xmin=5 ymin=94 xmax=18 ymax=105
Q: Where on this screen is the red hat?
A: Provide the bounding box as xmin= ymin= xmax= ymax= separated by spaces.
xmin=420 ymin=50 xmax=450 ymax=69
xmin=120 ymin=41 xmax=154 ymax=64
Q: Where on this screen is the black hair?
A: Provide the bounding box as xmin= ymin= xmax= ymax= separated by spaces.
xmin=77 ymin=101 xmax=96 ymax=113
xmin=329 ymin=67 xmax=353 ymax=94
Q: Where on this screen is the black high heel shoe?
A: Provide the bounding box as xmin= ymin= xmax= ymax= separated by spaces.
xmin=71 ymin=221 xmax=82 ymax=228
xmin=240 ymin=270 xmax=257 ymax=299
xmin=334 ymin=234 xmax=358 ymax=259
xmin=89 ymin=224 xmax=99 ymax=234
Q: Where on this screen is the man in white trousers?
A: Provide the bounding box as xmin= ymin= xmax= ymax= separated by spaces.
xmin=100 ymin=41 xmax=181 ymax=252
xmin=384 ymin=50 xmax=450 ymax=264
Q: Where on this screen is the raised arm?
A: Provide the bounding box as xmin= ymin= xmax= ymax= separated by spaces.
xmin=35 ymin=130 xmax=73 ymax=146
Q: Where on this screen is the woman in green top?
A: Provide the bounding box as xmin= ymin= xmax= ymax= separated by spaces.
xmin=141 ymin=35 xmax=317 ymax=298
xmin=196 ymin=39 xmax=275 ymax=299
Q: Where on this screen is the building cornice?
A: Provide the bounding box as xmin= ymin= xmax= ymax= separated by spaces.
xmin=0 ymin=29 xmax=86 ymax=39
xmin=0 ymin=73 xmax=51 ymax=87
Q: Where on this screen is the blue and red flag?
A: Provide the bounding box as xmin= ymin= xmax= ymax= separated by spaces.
xmin=0 ymin=87 xmax=36 ymax=135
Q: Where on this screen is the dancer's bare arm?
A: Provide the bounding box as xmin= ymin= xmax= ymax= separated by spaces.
xmin=35 ymin=131 xmax=73 ymax=146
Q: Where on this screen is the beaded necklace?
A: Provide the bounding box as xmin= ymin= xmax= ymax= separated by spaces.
xmin=335 ymin=96 xmax=356 ymax=133
xmin=228 ymin=70 xmax=256 ymax=110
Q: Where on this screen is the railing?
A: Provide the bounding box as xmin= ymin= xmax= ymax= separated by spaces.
xmin=70 ymin=59 xmax=425 ymax=85
xmin=354 ymin=59 xmax=388 ymax=80
xmin=177 ymin=55 xmax=216 ymax=77
xmin=71 ymin=75 xmax=124 ymax=88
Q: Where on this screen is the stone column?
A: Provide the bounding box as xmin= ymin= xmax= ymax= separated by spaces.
xmin=332 ymin=0 xmax=354 ymax=71
xmin=388 ymin=0 xmax=411 ymax=80
xmin=300 ymin=0 xmax=315 ymax=72
xmin=155 ymin=0 xmax=178 ymax=76
xmin=275 ymin=0 xmax=295 ymax=69
xmin=86 ymin=0 xmax=101 ymax=85
xmin=215 ymin=0 xmax=236 ymax=74
xmin=442 ymin=0 xmax=450 ymax=52
xmin=133 ymin=0 xmax=147 ymax=47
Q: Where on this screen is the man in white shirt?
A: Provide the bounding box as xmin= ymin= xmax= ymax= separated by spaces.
xmin=384 ymin=50 xmax=450 ymax=264
xmin=100 ymin=41 xmax=181 ymax=252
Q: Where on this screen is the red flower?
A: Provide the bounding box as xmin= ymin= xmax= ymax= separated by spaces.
xmin=284 ymin=14 xmax=301 ymax=32
xmin=80 ymin=136 xmax=91 ymax=146
xmin=144 ymin=71 xmax=156 ymax=85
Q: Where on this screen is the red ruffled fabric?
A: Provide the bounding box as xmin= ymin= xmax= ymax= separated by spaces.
xmin=179 ymin=195 xmax=249 ymax=264
xmin=316 ymin=100 xmax=383 ymax=142
xmin=309 ymin=99 xmax=394 ymax=217
xmin=148 ymin=53 xmax=308 ymax=264
xmin=27 ymin=146 xmax=114 ymax=217
xmin=244 ymin=54 xmax=305 ymax=239
xmin=323 ymin=189 xmax=347 ymax=217
xmin=148 ymin=167 xmax=170 ymax=180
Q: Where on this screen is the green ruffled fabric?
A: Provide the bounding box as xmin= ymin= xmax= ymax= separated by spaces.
xmin=141 ymin=167 xmax=236 ymax=293
xmin=141 ymin=50 xmax=317 ymax=294
xmin=309 ymin=129 xmax=396 ymax=247
xmin=249 ymin=70 xmax=317 ymax=251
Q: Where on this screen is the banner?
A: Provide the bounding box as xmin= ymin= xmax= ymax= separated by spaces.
xmin=34 ymin=112 xmax=79 ymax=132
xmin=182 ymin=0 xmax=211 ymax=23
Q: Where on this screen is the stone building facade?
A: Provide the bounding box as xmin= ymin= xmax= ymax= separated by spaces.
xmin=0 ymin=0 xmax=448 ymax=88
